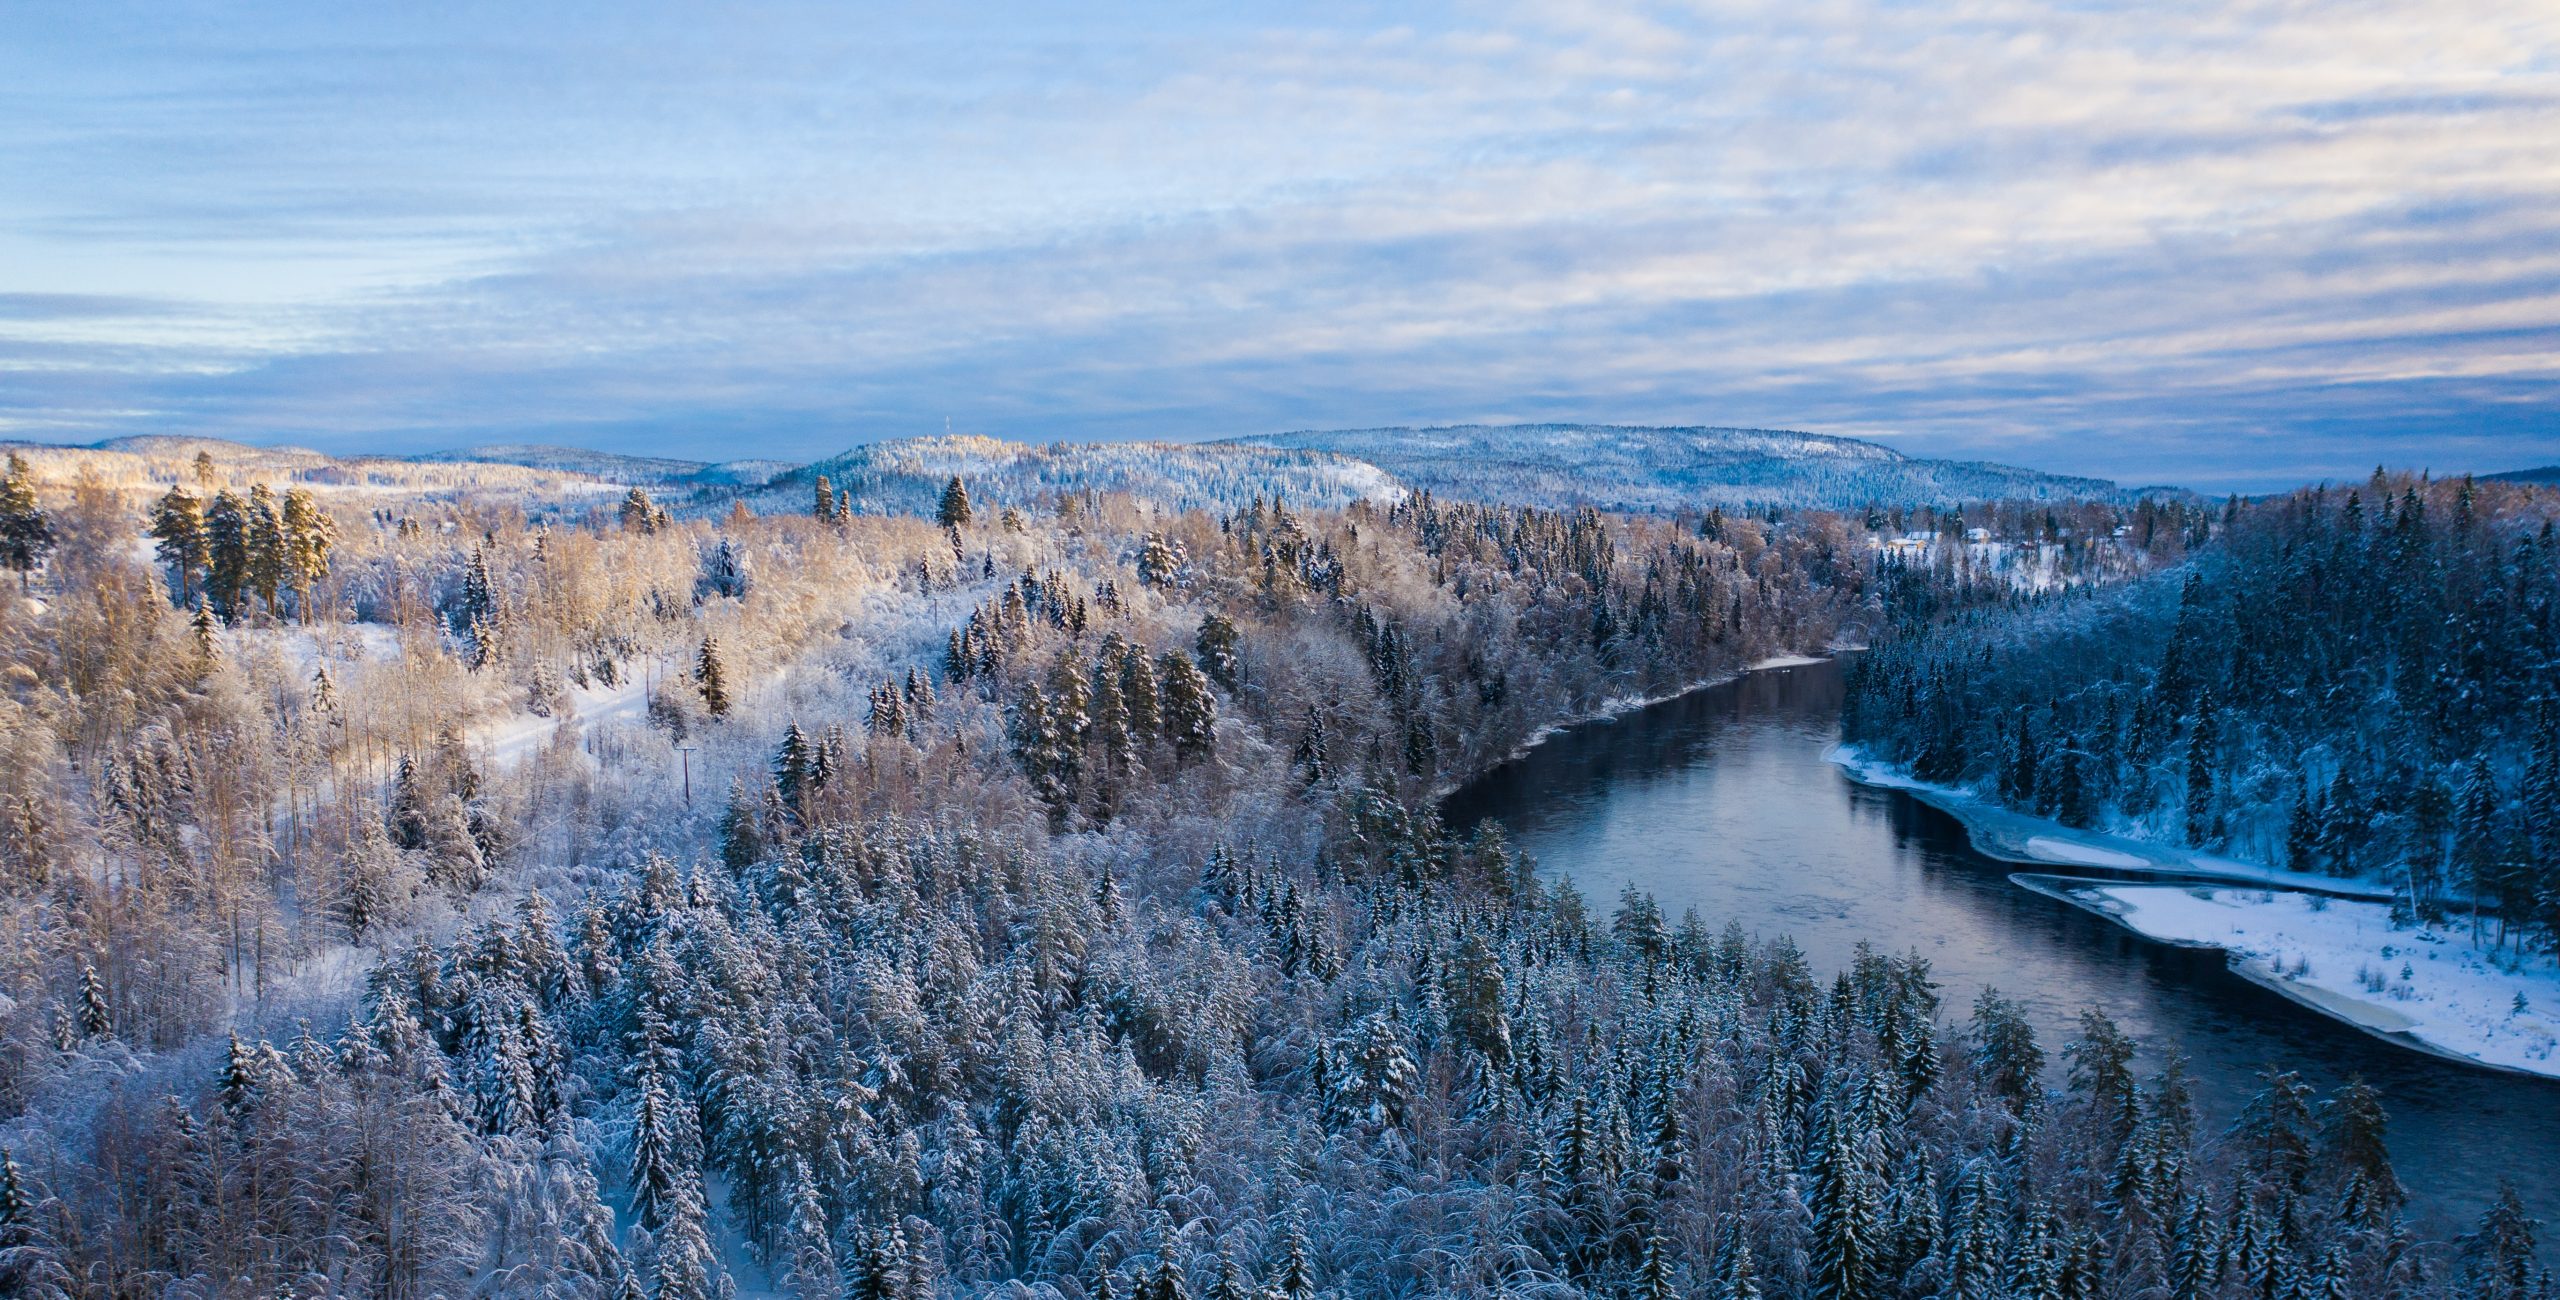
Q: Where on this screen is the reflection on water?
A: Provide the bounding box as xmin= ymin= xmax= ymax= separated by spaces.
xmin=1442 ymin=659 xmax=2560 ymax=1235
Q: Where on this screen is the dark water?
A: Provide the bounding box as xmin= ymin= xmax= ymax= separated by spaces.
xmin=1443 ymin=658 xmax=2560 ymax=1236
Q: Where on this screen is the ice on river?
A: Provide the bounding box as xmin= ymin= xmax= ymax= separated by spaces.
xmin=2065 ymin=883 xmax=2560 ymax=1078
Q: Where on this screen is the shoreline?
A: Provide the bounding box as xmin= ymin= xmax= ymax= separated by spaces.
xmin=1827 ymin=743 xmax=2394 ymax=899
xmin=1439 ymin=652 xmax=1831 ymax=801
xmin=2016 ymin=874 xmax=2560 ymax=1082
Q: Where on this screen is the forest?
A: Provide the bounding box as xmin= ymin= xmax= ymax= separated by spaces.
xmin=1845 ymin=471 xmax=2560 ymax=951
xmin=0 ymin=445 xmax=2546 ymax=1299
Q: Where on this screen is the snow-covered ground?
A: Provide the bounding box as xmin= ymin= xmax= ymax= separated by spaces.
xmin=2044 ymin=881 xmax=2560 ymax=1078
xmin=1828 ymin=743 xmax=2393 ymax=898
xmin=476 ymin=673 xmax=655 ymax=768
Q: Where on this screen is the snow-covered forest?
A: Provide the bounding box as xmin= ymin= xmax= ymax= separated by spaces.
xmin=0 ymin=446 xmax=2545 ymax=1298
xmin=1846 ymin=472 xmax=2560 ymax=947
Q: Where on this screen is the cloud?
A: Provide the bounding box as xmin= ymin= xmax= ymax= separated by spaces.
xmin=1 ymin=0 xmax=2555 ymax=487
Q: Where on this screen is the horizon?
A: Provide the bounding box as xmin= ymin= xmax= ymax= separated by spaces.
xmin=6 ymin=3 xmax=2558 ymax=492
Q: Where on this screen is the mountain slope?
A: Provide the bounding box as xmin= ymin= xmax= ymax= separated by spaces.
xmin=2485 ymin=464 xmax=2560 ymax=486
xmin=1229 ymin=423 xmax=2124 ymax=510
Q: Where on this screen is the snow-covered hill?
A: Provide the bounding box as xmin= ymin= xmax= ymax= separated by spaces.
xmin=1229 ymin=424 xmax=2126 ymax=511
xmin=754 ymin=434 xmax=1404 ymax=517
xmin=414 ymin=444 xmax=791 ymax=489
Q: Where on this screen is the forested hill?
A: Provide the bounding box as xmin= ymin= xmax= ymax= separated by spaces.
xmin=756 ymin=435 xmax=1404 ymax=517
xmin=1229 ymin=424 xmax=2130 ymax=512
xmin=1844 ymin=472 xmax=2560 ymax=944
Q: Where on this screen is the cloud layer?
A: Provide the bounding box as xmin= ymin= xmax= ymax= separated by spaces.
xmin=3 ymin=0 xmax=2556 ymax=488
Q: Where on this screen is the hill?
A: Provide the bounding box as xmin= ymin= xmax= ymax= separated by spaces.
xmin=415 ymin=444 xmax=792 ymax=489
xmin=2485 ymin=464 xmax=2560 ymax=486
xmin=755 ymin=435 xmax=1403 ymax=517
xmin=1227 ymin=423 xmax=2126 ymax=511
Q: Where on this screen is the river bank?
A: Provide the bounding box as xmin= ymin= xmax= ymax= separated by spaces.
xmin=1826 ymin=744 xmax=2560 ymax=1078
xmin=1827 ymin=743 xmax=2394 ymax=898
xmin=2019 ymin=876 xmax=2560 ymax=1080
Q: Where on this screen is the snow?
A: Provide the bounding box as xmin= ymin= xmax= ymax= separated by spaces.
xmin=1746 ymin=654 xmax=1829 ymax=671
xmin=1828 ymin=743 xmax=2393 ymax=899
xmin=2049 ymin=882 xmax=2560 ymax=1078
xmin=2023 ymin=836 xmax=2147 ymax=869
xmin=476 ymin=672 xmax=655 ymax=769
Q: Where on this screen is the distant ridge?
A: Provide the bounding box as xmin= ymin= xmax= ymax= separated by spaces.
xmin=1227 ymin=424 xmax=2129 ymax=511
xmin=2485 ymin=464 xmax=2560 ymax=486
xmin=755 ymin=434 xmax=1401 ymax=517
xmin=415 ymin=444 xmax=791 ymax=488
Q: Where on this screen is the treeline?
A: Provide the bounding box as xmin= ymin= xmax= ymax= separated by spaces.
xmin=1845 ymin=472 xmax=2560 ymax=945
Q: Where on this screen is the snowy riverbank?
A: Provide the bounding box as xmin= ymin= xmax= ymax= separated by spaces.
xmin=1827 ymin=743 xmax=2393 ymax=899
xmin=2028 ymin=879 xmax=2560 ymax=1080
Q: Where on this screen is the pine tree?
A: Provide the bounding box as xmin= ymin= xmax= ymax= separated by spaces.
xmin=778 ymin=1158 xmax=836 ymax=1300
xmin=813 ymin=474 xmax=838 ymax=525
xmin=75 ymin=963 xmax=109 ymax=1041
xmin=2466 ymin=1181 xmax=2539 ymax=1299
xmin=696 ymin=637 xmax=731 ymax=717
xmin=621 ymin=487 xmax=660 ymax=533
xmin=0 ymin=455 xmax=51 ymax=591
xmin=1138 ymin=532 xmax=1181 ymax=587
xmin=245 ymin=482 xmax=285 ymax=613
xmin=1159 ymin=650 xmax=1217 ymax=763
xmin=937 ymin=476 xmax=973 ymax=529
xmin=1269 ymin=1224 xmax=1316 ymax=1300
xmin=1195 ymin=613 xmax=1242 ymax=693
xmin=204 ymin=488 xmax=250 ymax=620
xmin=774 ymin=722 xmax=812 ymax=811
xmin=189 ymin=600 xmax=222 ymax=670
xmin=1806 ymin=1118 xmax=1879 ymax=1300
xmin=149 ymin=483 xmax=209 ymax=604
xmin=278 ymin=486 xmax=334 ymax=620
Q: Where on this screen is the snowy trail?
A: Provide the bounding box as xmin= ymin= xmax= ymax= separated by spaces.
xmin=2029 ymin=879 xmax=2560 ymax=1079
xmin=474 ymin=674 xmax=654 ymax=769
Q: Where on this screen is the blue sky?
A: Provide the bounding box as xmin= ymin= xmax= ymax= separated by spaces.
xmin=3 ymin=0 xmax=2556 ymax=490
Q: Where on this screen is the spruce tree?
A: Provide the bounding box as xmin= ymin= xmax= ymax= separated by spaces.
xmin=1195 ymin=613 xmax=1242 ymax=693
xmin=1138 ymin=532 xmax=1181 ymax=587
xmin=695 ymin=637 xmax=730 ymax=717
xmin=937 ymin=476 xmax=973 ymax=529
xmin=1158 ymin=650 xmax=1217 ymax=763
xmin=0 ymin=454 xmax=51 ymax=591
xmin=204 ymin=489 xmax=250 ymax=620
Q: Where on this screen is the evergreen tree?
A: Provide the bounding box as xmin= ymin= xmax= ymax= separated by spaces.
xmin=149 ymin=484 xmax=209 ymax=604
xmin=1195 ymin=613 xmax=1243 ymax=693
xmin=1138 ymin=532 xmax=1181 ymax=587
xmin=937 ymin=476 xmax=973 ymax=529
xmin=1158 ymin=650 xmax=1217 ymax=763
xmin=621 ymin=487 xmax=661 ymax=533
xmin=0 ymin=455 xmax=51 ymax=590
xmin=1805 ymin=1118 xmax=1880 ymax=1300
xmin=773 ymin=722 xmax=813 ymax=811
xmin=2464 ymin=1182 xmax=2541 ymax=1300
xmin=75 ymin=963 xmax=109 ymax=1041
xmin=813 ymin=474 xmax=838 ymax=525
xmin=204 ymin=488 xmax=250 ymax=620
xmin=696 ymin=637 xmax=731 ymax=717
xmin=278 ymin=486 xmax=334 ymax=620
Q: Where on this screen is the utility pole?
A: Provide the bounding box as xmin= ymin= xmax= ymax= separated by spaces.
xmin=677 ymin=744 xmax=695 ymax=806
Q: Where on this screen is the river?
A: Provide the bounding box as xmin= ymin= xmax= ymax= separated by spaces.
xmin=1441 ymin=657 xmax=2560 ymax=1235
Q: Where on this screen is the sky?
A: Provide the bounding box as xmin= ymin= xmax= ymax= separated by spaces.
xmin=2 ymin=1 xmax=2556 ymax=491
